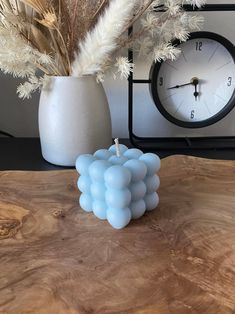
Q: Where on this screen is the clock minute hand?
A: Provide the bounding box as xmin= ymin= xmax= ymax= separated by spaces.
xmin=167 ymin=82 xmax=193 ymax=90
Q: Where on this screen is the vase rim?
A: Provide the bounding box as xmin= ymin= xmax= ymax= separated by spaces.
xmin=50 ymin=75 xmax=95 ymax=79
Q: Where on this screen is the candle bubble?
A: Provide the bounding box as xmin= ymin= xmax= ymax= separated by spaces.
xmin=107 ymin=207 xmax=131 ymax=229
xmin=144 ymin=193 xmax=159 ymax=211
xmin=76 ymin=154 xmax=96 ymax=175
xmin=77 ymin=175 xmax=91 ymax=194
xmin=124 ymin=159 xmax=147 ymax=182
xmin=91 ymin=182 xmax=106 ymax=200
xmin=130 ymin=200 xmax=146 ymax=219
xmin=89 ymin=160 xmax=111 ymax=182
xmin=79 ymin=193 xmax=93 ymax=212
xmin=105 ymin=188 xmax=131 ymax=208
xmin=129 ymin=181 xmax=147 ymax=201
xmin=108 ymin=155 xmax=128 ymax=165
xmin=144 ymin=175 xmax=160 ymax=193
xmin=124 ymin=148 xmax=143 ymax=159
xmin=94 ymin=149 xmax=113 ymax=160
xmin=109 ymin=144 xmax=128 ymax=154
xmin=139 ymin=153 xmax=161 ymax=175
xmin=93 ymin=200 xmax=107 ymax=220
xmin=104 ymin=165 xmax=131 ymax=189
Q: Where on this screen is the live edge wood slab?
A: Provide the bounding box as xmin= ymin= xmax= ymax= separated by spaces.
xmin=1 ymin=155 xmax=235 ymax=314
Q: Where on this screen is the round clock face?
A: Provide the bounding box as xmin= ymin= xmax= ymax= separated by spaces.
xmin=150 ymin=32 xmax=235 ymax=128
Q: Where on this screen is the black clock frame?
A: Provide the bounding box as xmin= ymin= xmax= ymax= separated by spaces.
xmin=128 ymin=3 xmax=235 ymax=151
xmin=150 ymin=32 xmax=235 ymax=129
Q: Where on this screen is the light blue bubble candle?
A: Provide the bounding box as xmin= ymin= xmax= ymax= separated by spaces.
xmin=76 ymin=139 xmax=161 ymax=229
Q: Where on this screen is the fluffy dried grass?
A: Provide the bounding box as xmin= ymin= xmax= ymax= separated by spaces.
xmin=0 ymin=0 xmax=111 ymax=75
xmin=0 ymin=0 xmax=205 ymax=97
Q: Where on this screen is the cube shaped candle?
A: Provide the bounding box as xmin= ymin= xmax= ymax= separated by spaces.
xmin=76 ymin=140 xmax=161 ymax=229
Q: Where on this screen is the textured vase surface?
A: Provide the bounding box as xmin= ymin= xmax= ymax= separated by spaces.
xmin=39 ymin=76 xmax=112 ymax=166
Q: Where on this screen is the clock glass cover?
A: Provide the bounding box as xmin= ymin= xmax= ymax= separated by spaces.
xmin=150 ymin=32 xmax=235 ymax=128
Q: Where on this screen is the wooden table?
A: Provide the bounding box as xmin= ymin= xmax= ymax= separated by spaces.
xmin=1 ymin=155 xmax=235 ymax=314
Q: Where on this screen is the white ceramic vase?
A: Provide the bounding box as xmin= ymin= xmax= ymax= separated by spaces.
xmin=39 ymin=76 xmax=112 ymax=166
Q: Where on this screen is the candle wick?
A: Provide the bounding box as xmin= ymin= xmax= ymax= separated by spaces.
xmin=114 ymin=138 xmax=121 ymax=157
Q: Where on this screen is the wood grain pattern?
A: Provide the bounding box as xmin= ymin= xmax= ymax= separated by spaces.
xmin=1 ymin=155 xmax=235 ymax=314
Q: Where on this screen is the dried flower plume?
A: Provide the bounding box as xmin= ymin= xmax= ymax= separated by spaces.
xmin=0 ymin=0 xmax=206 ymax=98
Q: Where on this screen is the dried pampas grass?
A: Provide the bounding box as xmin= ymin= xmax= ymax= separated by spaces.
xmin=0 ymin=0 xmax=206 ymax=98
xmin=20 ymin=0 xmax=47 ymax=13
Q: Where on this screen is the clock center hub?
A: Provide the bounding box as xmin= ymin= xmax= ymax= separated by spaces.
xmin=191 ymin=77 xmax=199 ymax=85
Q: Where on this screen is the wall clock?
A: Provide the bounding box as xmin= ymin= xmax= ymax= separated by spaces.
xmin=150 ymin=32 xmax=235 ymax=129
xmin=128 ymin=4 xmax=235 ymax=151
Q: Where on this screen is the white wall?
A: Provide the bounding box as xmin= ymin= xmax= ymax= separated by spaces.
xmin=0 ymin=0 xmax=234 ymax=138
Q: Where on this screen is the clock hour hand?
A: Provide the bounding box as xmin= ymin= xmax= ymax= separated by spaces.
xmin=192 ymin=78 xmax=199 ymax=101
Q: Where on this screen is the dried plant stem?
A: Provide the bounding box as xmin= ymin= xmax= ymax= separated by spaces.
xmin=36 ymin=62 xmax=62 ymax=76
xmin=48 ymin=29 xmax=67 ymax=75
xmin=19 ymin=30 xmax=40 ymax=51
xmin=21 ymin=30 xmax=61 ymax=76
xmin=71 ymin=1 xmax=78 ymax=32
xmin=92 ymin=0 xmax=108 ymax=20
xmin=55 ymin=26 xmax=71 ymax=74
xmin=9 ymin=0 xmax=19 ymax=14
xmin=118 ymin=8 xmax=174 ymax=50
xmin=118 ymin=28 xmax=147 ymax=50
xmin=36 ymin=63 xmax=51 ymax=75
xmin=58 ymin=0 xmax=61 ymax=24
xmin=0 ymin=0 xmax=205 ymax=98
xmin=0 ymin=0 xmax=10 ymax=9
xmin=121 ymin=0 xmax=154 ymax=35
xmin=69 ymin=0 xmax=78 ymax=58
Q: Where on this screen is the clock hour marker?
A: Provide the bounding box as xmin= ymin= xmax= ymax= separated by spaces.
xmin=162 ymin=93 xmax=177 ymax=101
xmin=182 ymin=51 xmax=188 ymax=63
xmin=208 ymin=45 xmax=218 ymax=62
xmin=215 ymin=94 xmax=226 ymax=102
xmin=204 ymin=100 xmax=211 ymax=115
xmin=174 ymin=100 xmax=184 ymax=114
xmin=165 ymin=62 xmax=179 ymax=71
xmin=215 ymin=60 xmax=232 ymax=71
